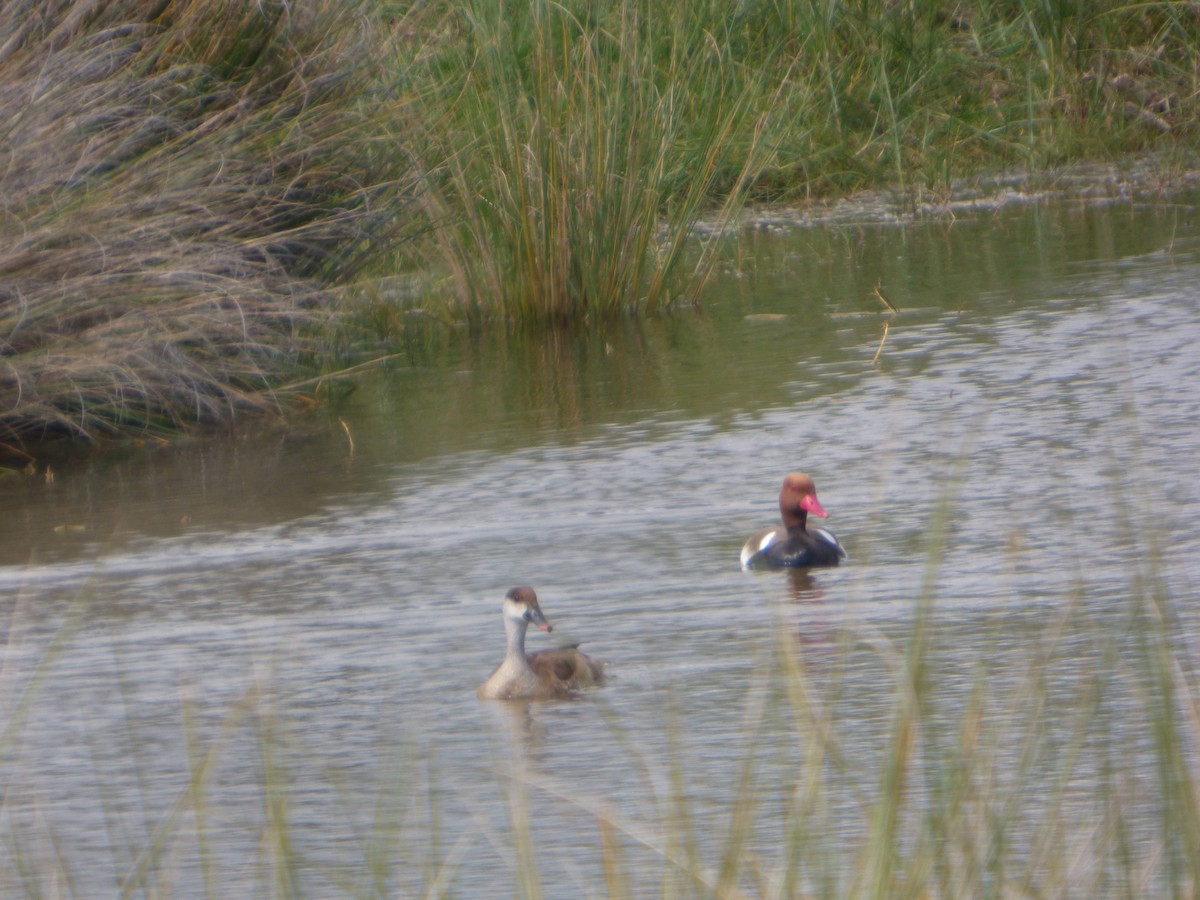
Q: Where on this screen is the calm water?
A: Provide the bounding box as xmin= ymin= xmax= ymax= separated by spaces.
xmin=2 ymin=188 xmax=1199 ymax=896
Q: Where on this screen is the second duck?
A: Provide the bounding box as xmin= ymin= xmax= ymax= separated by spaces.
xmin=477 ymin=586 xmax=607 ymax=701
xmin=740 ymin=472 xmax=846 ymax=569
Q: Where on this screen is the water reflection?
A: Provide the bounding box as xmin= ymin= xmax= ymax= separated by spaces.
xmin=745 ymin=566 xmax=833 ymax=603
xmin=5 ymin=194 xmax=1193 ymax=568
xmin=478 ymin=697 xmax=607 ymax=772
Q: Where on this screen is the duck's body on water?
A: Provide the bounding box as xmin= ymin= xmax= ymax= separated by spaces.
xmin=477 ymin=587 xmax=606 ymax=701
xmin=740 ymin=472 xmax=846 ymax=569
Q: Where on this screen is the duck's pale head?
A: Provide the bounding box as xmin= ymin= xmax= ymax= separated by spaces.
xmin=503 ymin=585 xmax=553 ymax=633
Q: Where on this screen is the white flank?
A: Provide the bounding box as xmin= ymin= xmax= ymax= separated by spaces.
xmin=814 ymin=528 xmax=846 ymax=557
xmin=740 ymin=531 xmax=776 ymax=568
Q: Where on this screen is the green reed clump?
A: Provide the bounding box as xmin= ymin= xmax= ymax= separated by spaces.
xmin=390 ymin=0 xmax=1199 ymax=327
xmin=696 ymin=0 xmax=1200 ymax=198
xmin=0 ymin=0 xmax=412 ymax=451
xmin=409 ymin=0 xmax=779 ymax=326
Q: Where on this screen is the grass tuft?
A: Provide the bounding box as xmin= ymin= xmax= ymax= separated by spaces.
xmin=0 ymin=0 xmax=415 ymax=449
xmin=409 ymin=0 xmax=777 ymax=325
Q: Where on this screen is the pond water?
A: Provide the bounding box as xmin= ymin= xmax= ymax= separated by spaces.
xmin=2 ymin=185 xmax=1199 ymax=896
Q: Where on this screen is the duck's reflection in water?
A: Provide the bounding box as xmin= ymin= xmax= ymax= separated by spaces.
xmin=480 ymin=698 xmax=549 ymax=764
xmin=784 ymin=567 xmax=827 ymax=602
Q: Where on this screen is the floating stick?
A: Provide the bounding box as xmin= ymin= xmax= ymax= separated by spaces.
xmin=873 ymin=284 xmax=898 ymax=314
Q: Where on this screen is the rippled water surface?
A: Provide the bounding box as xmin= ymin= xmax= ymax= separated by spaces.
xmin=2 ymin=192 xmax=1199 ymax=895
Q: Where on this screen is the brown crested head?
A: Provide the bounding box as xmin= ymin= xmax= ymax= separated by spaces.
xmin=778 ymin=471 xmax=829 ymax=528
xmin=504 ymin=585 xmax=552 ymax=632
xmin=505 ymin=586 xmax=537 ymax=605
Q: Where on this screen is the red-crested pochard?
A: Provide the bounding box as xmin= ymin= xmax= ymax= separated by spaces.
xmin=477 ymin=586 xmax=607 ymax=700
xmin=740 ymin=472 xmax=846 ymax=569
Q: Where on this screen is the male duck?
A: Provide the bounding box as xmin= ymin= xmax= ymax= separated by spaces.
xmin=740 ymin=472 xmax=846 ymax=569
xmin=477 ymin=586 xmax=607 ymax=700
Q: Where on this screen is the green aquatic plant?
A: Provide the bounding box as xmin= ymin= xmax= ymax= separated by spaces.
xmin=412 ymin=0 xmax=779 ymax=325
xmin=389 ymin=0 xmax=1200 ymax=327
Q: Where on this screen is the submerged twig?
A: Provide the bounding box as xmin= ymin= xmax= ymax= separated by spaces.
xmin=276 ymin=353 xmax=411 ymax=392
xmin=871 ymin=283 xmax=898 ymax=366
xmin=872 ymin=319 xmax=891 ymax=366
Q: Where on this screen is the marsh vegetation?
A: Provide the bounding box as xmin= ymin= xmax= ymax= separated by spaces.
xmin=2 ymin=197 xmax=1198 ymax=896
xmin=1 ymin=0 xmax=1198 ymax=448
xmin=3 ymin=5 xmax=1198 ymax=896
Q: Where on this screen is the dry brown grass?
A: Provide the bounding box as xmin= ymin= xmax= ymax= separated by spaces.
xmin=0 ymin=0 xmax=412 ymax=452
